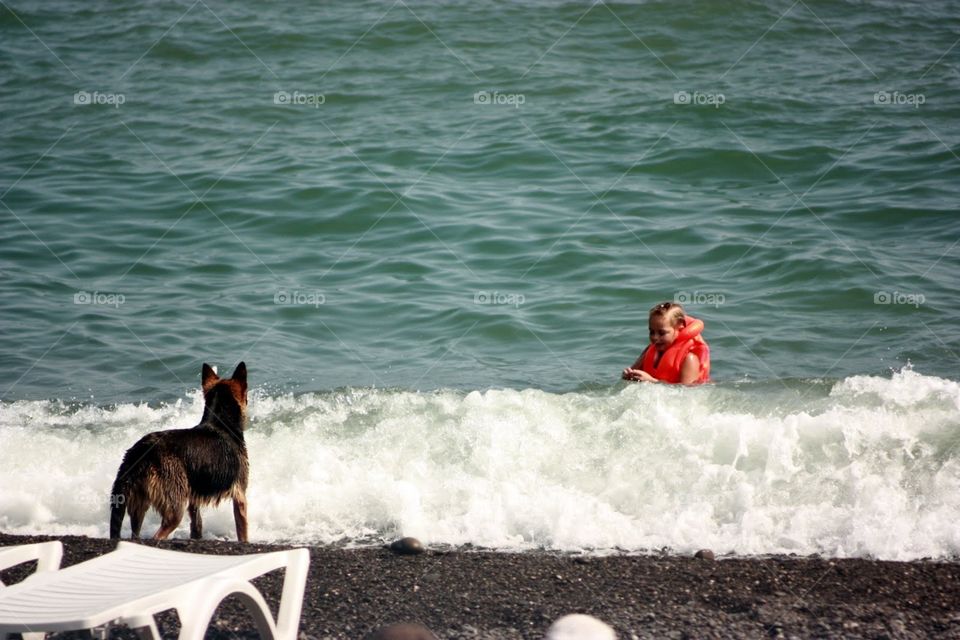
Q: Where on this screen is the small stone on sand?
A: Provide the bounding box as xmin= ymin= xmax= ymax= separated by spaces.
xmin=390 ymin=537 xmax=425 ymax=555
xmin=544 ymin=613 xmax=616 ymax=640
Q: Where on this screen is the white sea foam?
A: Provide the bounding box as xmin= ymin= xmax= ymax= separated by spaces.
xmin=1 ymin=368 xmax=959 ymax=560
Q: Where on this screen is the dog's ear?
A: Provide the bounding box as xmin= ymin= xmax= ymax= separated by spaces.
xmin=201 ymin=363 xmax=219 ymax=390
xmin=231 ymin=362 xmax=247 ymax=388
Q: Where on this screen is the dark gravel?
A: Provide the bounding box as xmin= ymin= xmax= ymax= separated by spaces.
xmin=2 ymin=533 xmax=960 ymax=639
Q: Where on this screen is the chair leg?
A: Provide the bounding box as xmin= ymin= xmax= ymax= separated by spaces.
xmin=175 ymin=580 xmax=277 ymax=640
xmin=275 ymin=549 xmax=310 ymax=640
xmin=126 ymin=614 xmax=161 ymax=640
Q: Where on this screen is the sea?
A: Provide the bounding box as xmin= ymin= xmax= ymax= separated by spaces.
xmin=1 ymin=0 xmax=959 ymax=561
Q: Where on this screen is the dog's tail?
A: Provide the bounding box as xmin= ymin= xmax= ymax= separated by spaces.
xmin=109 ymin=472 xmax=127 ymax=539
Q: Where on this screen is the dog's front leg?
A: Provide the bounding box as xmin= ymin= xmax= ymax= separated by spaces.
xmin=232 ymin=493 xmax=248 ymax=542
xmin=188 ymin=503 xmax=203 ymax=539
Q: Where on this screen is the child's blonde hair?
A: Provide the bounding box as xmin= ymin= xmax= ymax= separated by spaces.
xmin=649 ymin=301 xmax=686 ymax=327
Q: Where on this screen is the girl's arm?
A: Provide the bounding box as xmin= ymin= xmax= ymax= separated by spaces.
xmin=622 ymin=347 xmax=649 ymax=380
xmin=679 ymin=353 xmax=700 ymax=384
xmin=630 ymin=346 xmax=648 ymax=370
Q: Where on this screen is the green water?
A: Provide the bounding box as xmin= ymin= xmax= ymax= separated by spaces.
xmin=1 ymin=1 xmax=958 ymax=401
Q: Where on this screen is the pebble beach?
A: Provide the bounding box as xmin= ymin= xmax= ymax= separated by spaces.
xmin=2 ymin=533 xmax=959 ymax=639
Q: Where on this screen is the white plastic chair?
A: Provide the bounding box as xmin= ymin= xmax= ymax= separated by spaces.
xmin=0 ymin=542 xmax=64 ymax=640
xmin=0 ymin=541 xmax=309 ymax=640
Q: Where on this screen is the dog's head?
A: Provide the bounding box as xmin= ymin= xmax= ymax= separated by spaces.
xmin=200 ymin=362 xmax=248 ymax=432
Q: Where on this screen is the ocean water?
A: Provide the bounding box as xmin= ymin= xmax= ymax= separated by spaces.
xmin=1 ymin=1 xmax=959 ymax=558
xmin=2 ymin=368 xmax=960 ymax=560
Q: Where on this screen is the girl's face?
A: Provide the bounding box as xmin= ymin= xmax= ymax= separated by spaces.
xmin=649 ymin=315 xmax=681 ymax=353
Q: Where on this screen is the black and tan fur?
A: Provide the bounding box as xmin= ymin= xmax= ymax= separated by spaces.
xmin=109 ymin=362 xmax=250 ymax=541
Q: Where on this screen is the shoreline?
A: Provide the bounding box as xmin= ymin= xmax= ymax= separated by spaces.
xmin=3 ymin=534 xmax=960 ymax=638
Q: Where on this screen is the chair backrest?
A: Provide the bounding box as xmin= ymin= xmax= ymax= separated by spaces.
xmin=0 ymin=541 xmax=63 ymax=588
xmin=0 ymin=541 xmax=309 ymax=640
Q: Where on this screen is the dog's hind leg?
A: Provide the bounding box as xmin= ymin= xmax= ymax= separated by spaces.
xmin=150 ymin=460 xmax=189 ymax=540
xmin=232 ymin=491 xmax=248 ymax=542
xmin=188 ymin=502 xmax=203 ymax=539
xmin=127 ymin=495 xmax=149 ymax=539
xmin=123 ymin=484 xmax=150 ymax=539
xmin=153 ymin=502 xmax=185 ymax=540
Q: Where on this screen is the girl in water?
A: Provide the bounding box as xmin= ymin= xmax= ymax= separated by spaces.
xmin=622 ymin=302 xmax=710 ymax=384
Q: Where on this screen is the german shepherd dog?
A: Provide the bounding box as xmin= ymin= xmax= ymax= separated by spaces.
xmin=109 ymin=362 xmax=249 ymax=541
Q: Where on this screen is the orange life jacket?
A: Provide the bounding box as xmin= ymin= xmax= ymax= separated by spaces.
xmin=640 ymin=316 xmax=711 ymax=384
